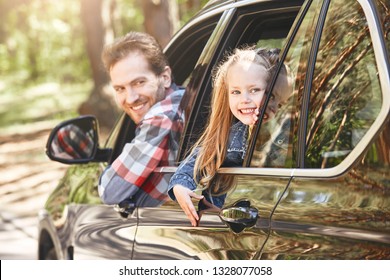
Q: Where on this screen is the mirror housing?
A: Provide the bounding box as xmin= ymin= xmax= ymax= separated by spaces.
xmin=45 ymin=115 xmax=111 ymax=164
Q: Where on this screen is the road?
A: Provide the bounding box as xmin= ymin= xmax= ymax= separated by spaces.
xmin=0 ymin=128 xmax=66 ymax=260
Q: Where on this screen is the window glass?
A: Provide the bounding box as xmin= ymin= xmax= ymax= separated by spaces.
xmin=375 ymin=0 xmax=390 ymax=56
xmin=180 ymin=8 xmax=300 ymax=160
xmin=250 ymin=0 xmax=323 ymax=168
xmin=166 ymin=15 xmax=220 ymax=86
xmin=305 ymin=0 xmax=382 ymax=168
xmin=253 ymin=16 xmax=298 ymax=49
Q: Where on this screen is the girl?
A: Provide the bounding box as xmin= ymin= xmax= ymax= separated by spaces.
xmin=168 ymin=47 xmax=275 ymax=226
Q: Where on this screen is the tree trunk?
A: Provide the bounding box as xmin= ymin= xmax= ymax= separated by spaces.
xmin=78 ymin=0 xmax=119 ymax=130
xmin=0 ymin=0 xmax=27 ymax=44
xmin=141 ymin=0 xmax=179 ymax=48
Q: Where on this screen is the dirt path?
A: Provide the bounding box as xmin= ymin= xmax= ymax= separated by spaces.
xmin=0 ymin=126 xmax=67 ymax=259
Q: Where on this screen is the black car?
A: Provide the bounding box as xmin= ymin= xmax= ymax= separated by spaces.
xmin=39 ymin=0 xmax=390 ymax=260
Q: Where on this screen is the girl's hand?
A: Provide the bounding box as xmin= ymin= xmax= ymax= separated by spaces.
xmin=173 ymin=185 xmax=204 ymax=226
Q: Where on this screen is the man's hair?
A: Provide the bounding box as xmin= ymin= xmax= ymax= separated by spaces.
xmin=101 ymin=31 xmax=169 ymax=75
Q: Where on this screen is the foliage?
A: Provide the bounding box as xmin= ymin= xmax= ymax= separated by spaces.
xmin=0 ymin=0 xmax=207 ymax=131
xmin=0 ymin=0 xmax=207 ymax=83
xmin=177 ymin=0 xmax=210 ymax=25
xmin=0 ymin=1 xmax=90 ymax=83
xmin=111 ymin=0 xmax=144 ymax=37
xmin=0 ymin=73 xmax=91 ymax=135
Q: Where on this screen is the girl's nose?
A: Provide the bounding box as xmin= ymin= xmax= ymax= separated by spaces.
xmin=241 ymin=91 xmax=252 ymax=103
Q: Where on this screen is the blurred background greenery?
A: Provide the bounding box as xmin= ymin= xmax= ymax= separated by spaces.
xmin=0 ymin=0 xmax=208 ymax=136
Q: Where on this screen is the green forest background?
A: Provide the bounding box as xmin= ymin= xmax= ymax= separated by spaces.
xmin=0 ymin=0 xmax=208 ymax=137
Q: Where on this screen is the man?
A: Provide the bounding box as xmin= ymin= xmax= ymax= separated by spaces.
xmin=98 ymin=31 xmax=185 ymax=207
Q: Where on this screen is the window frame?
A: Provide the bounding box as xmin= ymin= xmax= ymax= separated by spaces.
xmin=234 ymin=0 xmax=390 ymax=178
xmin=179 ymin=2 xmax=304 ymax=161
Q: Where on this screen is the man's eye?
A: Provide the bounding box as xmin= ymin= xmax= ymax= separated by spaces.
xmin=135 ymin=80 xmax=146 ymax=87
xmin=115 ymin=87 xmax=125 ymax=94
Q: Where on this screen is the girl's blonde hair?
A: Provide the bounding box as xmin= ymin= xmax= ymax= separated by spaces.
xmin=192 ymin=46 xmax=274 ymax=194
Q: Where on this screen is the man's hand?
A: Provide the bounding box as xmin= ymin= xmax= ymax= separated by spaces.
xmin=173 ymin=185 xmax=204 ymax=226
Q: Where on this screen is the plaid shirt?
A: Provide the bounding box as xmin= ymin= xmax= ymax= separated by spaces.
xmin=52 ymin=124 xmax=94 ymax=159
xmin=98 ymin=85 xmax=185 ymax=206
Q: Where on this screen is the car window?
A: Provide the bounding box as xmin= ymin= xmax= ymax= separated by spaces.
xmin=180 ymin=4 xmax=302 ymax=160
xmin=251 ymin=0 xmax=384 ymax=169
xmin=375 ymin=0 xmax=390 ymax=55
xmin=250 ymin=0 xmax=323 ymax=168
xmin=166 ymin=14 xmax=221 ymax=87
xmin=240 ymin=10 xmax=299 ymax=50
xmin=305 ymin=0 xmax=382 ymax=168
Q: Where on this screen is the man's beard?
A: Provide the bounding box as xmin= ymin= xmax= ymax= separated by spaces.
xmin=155 ymin=82 xmax=167 ymax=103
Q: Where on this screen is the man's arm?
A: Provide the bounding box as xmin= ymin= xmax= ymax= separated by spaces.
xmin=98 ymin=115 xmax=172 ymax=205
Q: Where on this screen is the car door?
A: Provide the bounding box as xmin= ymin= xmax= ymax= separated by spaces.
xmin=40 ymin=113 xmax=140 ymax=259
xmin=39 ymin=10 xmax=219 ymax=259
xmin=248 ymin=0 xmax=390 ymax=259
xmin=133 ymin=0 xmax=304 ymax=260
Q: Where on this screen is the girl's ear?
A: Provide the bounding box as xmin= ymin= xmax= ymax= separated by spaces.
xmin=160 ymin=66 xmax=172 ymax=88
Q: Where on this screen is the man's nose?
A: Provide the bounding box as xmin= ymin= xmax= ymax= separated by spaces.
xmin=125 ymin=87 xmax=139 ymax=103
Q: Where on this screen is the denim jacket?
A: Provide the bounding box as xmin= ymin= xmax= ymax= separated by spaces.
xmin=168 ymin=120 xmax=249 ymax=209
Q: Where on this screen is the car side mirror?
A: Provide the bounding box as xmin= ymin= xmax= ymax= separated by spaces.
xmin=46 ymin=115 xmax=102 ymax=164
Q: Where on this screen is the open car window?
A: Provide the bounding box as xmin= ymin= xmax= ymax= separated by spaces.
xmin=180 ymin=3 xmax=301 ymax=160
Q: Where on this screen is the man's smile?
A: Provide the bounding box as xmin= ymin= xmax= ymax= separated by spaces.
xmin=131 ymin=103 xmax=146 ymax=111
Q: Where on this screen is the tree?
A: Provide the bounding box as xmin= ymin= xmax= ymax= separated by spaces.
xmin=0 ymin=0 xmax=26 ymax=44
xmin=78 ymin=0 xmax=119 ymax=130
xmin=140 ymin=0 xmax=179 ymax=48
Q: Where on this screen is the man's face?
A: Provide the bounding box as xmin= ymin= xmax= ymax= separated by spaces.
xmin=110 ymin=51 xmax=171 ymax=124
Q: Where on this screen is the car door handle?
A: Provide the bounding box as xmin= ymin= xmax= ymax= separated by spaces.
xmin=114 ymin=198 xmax=135 ymax=218
xmin=219 ymin=200 xmax=259 ymax=234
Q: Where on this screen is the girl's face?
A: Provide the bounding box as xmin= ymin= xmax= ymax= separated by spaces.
xmin=227 ymin=61 xmax=268 ymax=125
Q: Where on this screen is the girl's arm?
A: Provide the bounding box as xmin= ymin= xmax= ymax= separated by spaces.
xmin=168 ymin=148 xmax=204 ymax=226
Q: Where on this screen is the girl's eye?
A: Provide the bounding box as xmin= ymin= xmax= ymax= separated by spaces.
xmin=231 ymin=90 xmax=241 ymax=95
xmin=250 ymin=88 xmax=263 ymax=94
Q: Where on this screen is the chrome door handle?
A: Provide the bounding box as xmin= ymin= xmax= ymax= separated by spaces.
xmin=219 ymin=200 xmax=259 ymax=234
xmin=114 ymin=198 xmax=135 ymax=218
